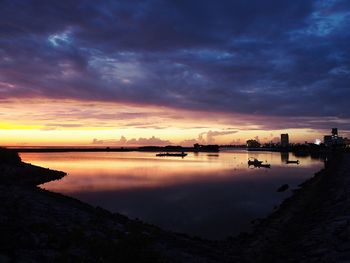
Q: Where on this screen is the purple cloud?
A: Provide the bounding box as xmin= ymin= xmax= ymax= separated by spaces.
xmin=0 ymin=0 xmax=350 ymax=132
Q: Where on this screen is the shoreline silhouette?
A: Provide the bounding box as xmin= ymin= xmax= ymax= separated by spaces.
xmin=1 ymin=147 xmax=349 ymax=261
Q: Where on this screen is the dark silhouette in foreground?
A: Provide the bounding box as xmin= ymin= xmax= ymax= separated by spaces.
xmin=1 ymin=148 xmax=350 ymax=262
xmin=0 ymin=148 xmax=228 ymax=262
xmin=277 ymin=184 xmax=289 ymax=192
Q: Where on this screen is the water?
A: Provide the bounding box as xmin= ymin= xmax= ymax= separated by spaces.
xmin=20 ymin=150 xmax=323 ymax=239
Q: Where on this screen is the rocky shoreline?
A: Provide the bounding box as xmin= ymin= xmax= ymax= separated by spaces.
xmin=1 ymin=149 xmax=349 ymax=262
xmin=228 ymin=153 xmax=350 ymax=262
xmin=0 ymin=150 xmax=229 ymax=263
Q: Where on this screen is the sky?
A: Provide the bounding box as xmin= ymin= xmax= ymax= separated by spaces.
xmin=0 ymin=0 xmax=350 ymax=146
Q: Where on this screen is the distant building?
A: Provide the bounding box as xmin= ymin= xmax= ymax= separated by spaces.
xmin=332 ymin=128 xmax=338 ymax=140
xmin=344 ymin=138 xmax=350 ymax=148
xmin=324 ymin=128 xmax=344 ymax=147
xmin=281 ymin=134 xmax=289 ymax=148
xmin=324 ymin=135 xmax=333 ymax=147
xmin=332 ymin=128 xmax=338 ymax=136
xmin=246 ymin=139 xmax=261 ymax=148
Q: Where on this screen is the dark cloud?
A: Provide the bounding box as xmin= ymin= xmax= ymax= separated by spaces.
xmin=0 ymin=0 xmax=350 ymax=130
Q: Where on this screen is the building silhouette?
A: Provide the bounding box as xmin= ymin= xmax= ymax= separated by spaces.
xmin=332 ymin=128 xmax=338 ymax=140
xmin=281 ymin=134 xmax=289 ymax=148
xmin=324 ymin=128 xmax=344 ymax=147
xmin=324 ymin=135 xmax=333 ymax=146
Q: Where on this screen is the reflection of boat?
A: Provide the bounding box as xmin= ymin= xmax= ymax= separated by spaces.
xmin=248 ymin=158 xmax=263 ymax=166
xmin=258 ymin=164 xmax=271 ymax=168
xmin=156 ymin=152 xmax=187 ymax=157
xmin=248 ymin=158 xmax=271 ymax=168
xmin=286 ymin=160 xmax=300 ymax=164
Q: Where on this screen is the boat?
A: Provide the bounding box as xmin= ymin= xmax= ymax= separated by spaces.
xmin=286 ymin=160 xmax=299 ymax=164
xmin=207 ymin=154 xmax=219 ymax=157
xmin=156 ymin=152 xmax=187 ymax=157
xmin=248 ymin=158 xmax=271 ymax=168
xmin=258 ymin=163 xmax=271 ymax=168
xmin=248 ymin=158 xmax=263 ymax=166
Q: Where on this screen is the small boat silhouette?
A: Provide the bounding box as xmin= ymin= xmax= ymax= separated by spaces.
xmin=286 ymin=160 xmax=300 ymax=164
xmin=248 ymin=158 xmax=263 ymax=166
xmin=248 ymin=158 xmax=271 ymax=168
xmin=156 ymin=152 xmax=187 ymax=157
xmin=258 ymin=163 xmax=271 ymax=168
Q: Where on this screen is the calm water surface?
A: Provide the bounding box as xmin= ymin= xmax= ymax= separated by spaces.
xmin=21 ymin=150 xmax=323 ymax=239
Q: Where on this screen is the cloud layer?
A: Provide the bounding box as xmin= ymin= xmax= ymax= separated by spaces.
xmin=92 ymin=136 xmax=171 ymax=146
xmin=1 ymin=0 xmax=350 ymax=131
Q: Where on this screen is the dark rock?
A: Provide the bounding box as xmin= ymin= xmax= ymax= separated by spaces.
xmin=277 ymin=184 xmax=289 ymax=192
xmin=0 ymin=254 xmax=10 ymax=263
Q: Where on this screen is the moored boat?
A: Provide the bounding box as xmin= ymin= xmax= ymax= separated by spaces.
xmin=156 ymin=152 xmax=187 ymax=157
xmin=248 ymin=158 xmax=271 ymax=168
xmin=258 ymin=163 xmax=271 ymax=168
xmin=248 ymin=158 xmax=263 ymax=166
xmin=286 ymin=160 xmax=300 ymax=164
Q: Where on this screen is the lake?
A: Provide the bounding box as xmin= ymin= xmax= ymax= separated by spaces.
xmin=20 ymin=150 xmax=324 ymax=239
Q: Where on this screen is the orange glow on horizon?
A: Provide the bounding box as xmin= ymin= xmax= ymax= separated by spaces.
xmin=0 ymin=98 xmax=333 ymax=146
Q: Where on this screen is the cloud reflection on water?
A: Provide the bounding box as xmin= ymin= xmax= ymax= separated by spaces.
xmin=21 ymin=150 xmax=323 ymax=239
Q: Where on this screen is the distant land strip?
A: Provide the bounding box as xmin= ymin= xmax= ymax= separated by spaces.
xmin=10 ymin=145 xmax=221 ymax=153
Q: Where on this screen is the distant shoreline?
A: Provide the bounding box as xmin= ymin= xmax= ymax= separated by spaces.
xmin=10 ymin=145 xmax=221 ymax=153
xmin=9 ymin=143 xmax=341 ymax=156
xmin=7 ymin=146 xmax=319 ymax=153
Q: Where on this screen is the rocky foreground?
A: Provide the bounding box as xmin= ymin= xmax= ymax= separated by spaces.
xmin=0 ymin=149 xmax=349 ymax=262
xmin=228 ymin=153 xmax=350 ymax=262
xmin=0 ymin=149 xmax=228 ymax=263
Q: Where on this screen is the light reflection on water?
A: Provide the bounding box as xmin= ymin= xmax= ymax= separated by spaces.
xmin=21 ymin=150 xmax=323 ymax=239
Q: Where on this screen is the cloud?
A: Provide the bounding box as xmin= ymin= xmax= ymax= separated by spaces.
xmin=93 ymin=130 xmax=238 ymax=147
xmin=229 ymin=138 xmax=242 ymax=145
xmin=205 ymin=130 xmax=238 ymax=144
xmin=271 ymin=137 xmax=280 ymax=143
xmin=179 ymin=139 xmax=200 ymax=147
xmin=180 ymin=130 xmax=238 ymax=145
xmin=0 ymin=0 xmax=349 ymax=132
xmin=92 ymin=136 xmax=171 ymax=146
xmin=41 ymin=123 xmax=84 ymax=130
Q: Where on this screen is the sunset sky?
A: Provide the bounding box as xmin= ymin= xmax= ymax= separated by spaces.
xmin=1 ymin=0 xmax=350 ymax=146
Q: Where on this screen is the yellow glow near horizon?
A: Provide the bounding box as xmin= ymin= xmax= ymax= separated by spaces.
xmin=0 ymin=98 xmax=335 ymax=146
